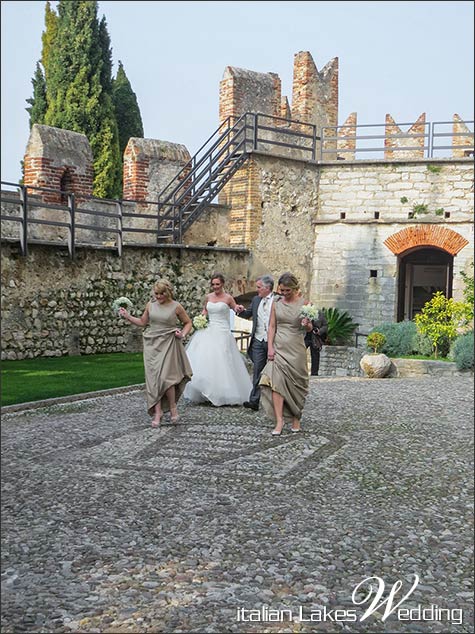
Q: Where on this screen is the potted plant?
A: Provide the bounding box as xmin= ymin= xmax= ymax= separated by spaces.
xmin=360 ymin=332 xmax=392 ymax=378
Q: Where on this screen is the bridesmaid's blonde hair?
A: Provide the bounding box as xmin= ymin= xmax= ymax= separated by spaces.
xmin=153 ymin=279 xmax=174 ymax=301
xmin=278 ymin=272 xmax=299 ymax=291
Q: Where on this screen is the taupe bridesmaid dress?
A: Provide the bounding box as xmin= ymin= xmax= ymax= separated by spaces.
xmin=259 ymin=297 xmax=309 ymax=422
xmin=143 ymin=300 xmax=192 ymax=416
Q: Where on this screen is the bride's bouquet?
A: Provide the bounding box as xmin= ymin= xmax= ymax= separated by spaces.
xmin=192 ymin=314 xmax=208 ymax=330
xmin=112 ymin=296 xmax=133 ymax=315
xmin=299 ymin=303 xmax=319 ymax=321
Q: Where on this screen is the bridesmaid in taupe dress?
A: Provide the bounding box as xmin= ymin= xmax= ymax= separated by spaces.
xmin=119 ymin=279 xmax=193 ymax=427
xmin=259 ymin=272 xmax=313 ymax=435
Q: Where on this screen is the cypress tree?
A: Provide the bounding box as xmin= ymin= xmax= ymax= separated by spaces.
xmin=41 ymin=1 xmax=58 ymax=85
xmin=25 ymin=0 xmax=143 ymax=199
xmin=112 ymin=61 xmax=145 ymax=158
xmin=25 ymin=2 xmax=57 ymax=129
xmin=43 ymin=0 xmax=121 ymax=198
xmin=26 ymin=63 xmax=47 ymax=127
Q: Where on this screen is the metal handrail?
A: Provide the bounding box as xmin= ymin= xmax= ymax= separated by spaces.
xmin=1 ymin=116 xmax=472 ymax=257
xmin=320 ymin=120 xmax=473 ymax=159
xmin=155 ymin=111 xmax=320 ymax=239
xmin=0 ymin=182 xmax=164 ymax=258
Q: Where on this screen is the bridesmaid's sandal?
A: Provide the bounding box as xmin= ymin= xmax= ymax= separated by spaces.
xmin=151 ymin=410 xmax=163 ymax=428
xmin=272 ymin=421 xmax=284 ymax=436
xmin=291 ymin=419 xmax=301 ymax=433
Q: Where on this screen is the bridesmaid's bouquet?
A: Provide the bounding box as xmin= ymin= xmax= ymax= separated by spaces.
xmin=112 ymin=296 xmax=133 ymax=315
xmin=299 ymin=303 xmax=319 ymax=321
xmin=192 ymin=314 xmax=208 ymax=330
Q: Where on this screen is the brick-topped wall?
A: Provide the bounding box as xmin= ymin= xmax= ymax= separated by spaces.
xmin=292 ymin=51 xmax=338 ymax=131
xmin=122 ymin=138 xmax=191 ymax=202
xmin=23 ymin=125 xmax=94 ymax=203
xmin=219 ymin=66 xmax=281 ymax=125
xmin=385 ymin=114 xmax=427 ymax=160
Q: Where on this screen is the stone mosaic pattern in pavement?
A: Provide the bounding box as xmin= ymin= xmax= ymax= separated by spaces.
xmin=1 ymin=376 xmax=473 ymax=633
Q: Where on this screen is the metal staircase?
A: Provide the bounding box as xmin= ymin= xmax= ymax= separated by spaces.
xmin=156 ymin=113 xmax=253 ymax=242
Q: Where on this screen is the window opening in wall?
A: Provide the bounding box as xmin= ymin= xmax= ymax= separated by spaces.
xmin=374 ymin=212 xmax=380 ymax=219
xmin=60 ymin=170 xmax=73 ymax=205
xmin=340 ymin=212 xmax=346 ymax=219
xmin=444 ymin=211 xmax=451 ymax=218
xmin=370 ymin=270 xmax=377 ymax=277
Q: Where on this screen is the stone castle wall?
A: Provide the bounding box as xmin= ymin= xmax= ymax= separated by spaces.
xmin=226 ymin=153 xmax=473 ymax=331
xmin=4 ymin=154 xmax=472 ymax=357
xmin=1 ymin=242 xmax=251 ymax=360
xmin=4 ymin=50 xmax=473 ymax=360
xmin=313 ymin=159 xmax=473 ymax=330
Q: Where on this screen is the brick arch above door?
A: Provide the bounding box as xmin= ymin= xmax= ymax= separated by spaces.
xmin=384 ymin=225 xmax=469 ymax=256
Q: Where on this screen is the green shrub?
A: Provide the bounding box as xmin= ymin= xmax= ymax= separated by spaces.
xmin=366 ymin=332 xmax=386 ymax=353
xmin=460 ymin=262 xmax=474 ymax=321
xmin=322 ymin=307 xmax=358 ymax=345
xmin=415 ymin=332 xmax=450 ymax=358
xmin=450 ymin=332 xmax=474 ymax=370
xmin=414 ymin=291 xmax=471 ymax=358
xmin=368 ymin=321 xmax=418 ymax=357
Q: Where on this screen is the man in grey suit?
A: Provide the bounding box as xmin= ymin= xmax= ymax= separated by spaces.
xmin=238 ymin=275 xmax=275 ymax=411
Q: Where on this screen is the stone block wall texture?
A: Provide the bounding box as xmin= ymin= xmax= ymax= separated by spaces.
xmin=319 ymin=346 xmax=365 ymax=377
xmin=182 ymin=204 xmax=232 ymax=247
xmin=312 ymin=160 xmax=473 ymax=331
xmin=1 ymin=243 xmax=251 ymax=360
xmin=216 ymin=153 xmax=473 ymax=331
xmin=4 ymin=151 xmax=473 ymax=341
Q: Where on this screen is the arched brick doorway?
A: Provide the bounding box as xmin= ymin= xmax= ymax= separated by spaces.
xmin=384 ymin=225 xmax=469 ymax=321
xmin=397 ymin=247 xmax=453 ymax=320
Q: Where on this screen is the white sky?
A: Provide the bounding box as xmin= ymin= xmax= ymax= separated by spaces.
xmin=1 ymin=0 xmax=474 ymax=184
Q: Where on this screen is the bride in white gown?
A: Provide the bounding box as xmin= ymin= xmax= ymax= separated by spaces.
xmin=184 ymin=274 xmax=252 ymax=406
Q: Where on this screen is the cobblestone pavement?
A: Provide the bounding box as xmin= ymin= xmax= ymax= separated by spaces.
xmin=1 ymin=376 xmax=474 ymax=634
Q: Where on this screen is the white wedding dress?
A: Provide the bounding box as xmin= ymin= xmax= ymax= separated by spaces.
xmin=184 ymin=301 xmax=252 ymax=406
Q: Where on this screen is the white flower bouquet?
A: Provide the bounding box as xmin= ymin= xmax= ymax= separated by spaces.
xmin=192 ymin=314 xmax=208 ymax=330
xmin=299 ymin=303 xmax=319 ymax=321
xmin=112 ymin=296 xmax=133 ymax=315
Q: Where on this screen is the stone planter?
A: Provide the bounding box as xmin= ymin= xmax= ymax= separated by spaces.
xmin=360 ymin=353 xmax=392 ymax=378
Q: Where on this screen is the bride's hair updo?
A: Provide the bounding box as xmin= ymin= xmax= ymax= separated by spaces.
xmin=210 ymin=272 xmax=225 ymax=285
xmin=153 ymin=279 xmax=174 ymax=301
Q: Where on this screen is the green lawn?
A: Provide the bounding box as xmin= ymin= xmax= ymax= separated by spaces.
xmin=1 ymin=353 xmax=145 ymax=407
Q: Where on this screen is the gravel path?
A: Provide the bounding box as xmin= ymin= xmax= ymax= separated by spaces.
xmin=1 ymin=375 xmax=473 ymax=633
